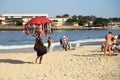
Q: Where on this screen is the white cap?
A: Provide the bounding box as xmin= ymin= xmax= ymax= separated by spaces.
xmin=63 ymin=36 xmax=66 ymax=38
xmin=115 ymin=36 xmax=117 ymax=39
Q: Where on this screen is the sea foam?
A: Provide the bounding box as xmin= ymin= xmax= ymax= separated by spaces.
xmin=0 ymin=38 xmax=105 ymax=50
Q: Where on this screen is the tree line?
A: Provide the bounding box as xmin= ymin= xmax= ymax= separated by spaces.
xmin=56 ymin=14 xmax=120 ymax=26
xmin=1 ymin=14 xmax=120 ymax=26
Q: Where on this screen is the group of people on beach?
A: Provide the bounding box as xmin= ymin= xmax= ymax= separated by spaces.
xmin=101 ymin=32 xmax=119 ymax=56
xmin=33 ymin=31 xmax=119 ymax=64
xmin=33 ymin=34 xmax=71 ymax=64
xmin=34 ymin=33 xmax=55 ymax=64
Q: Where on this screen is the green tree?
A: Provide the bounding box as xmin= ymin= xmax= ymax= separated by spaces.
xmin=56 ymin=14 xmax=70 ymax=18
xmin=109 ymin=17 xmax=120 ymax=22
xmin=72 ymin=15 xmax=79 ymax=22
xmin=52 ymin=20 xmax=58 ymax=22
xmin=6 ymin=18 xmax=23 ymax=26
xmin=56 ymin=15 xmax=62 ymax=18
xmin=62 ymin=14 xmax=70 ymax=18
xmin=77 ymin=15 xmax=96 ymax=26
xmin=66 ymin=15 xmax=78 ymax=25
xmin=93 ymin=18 xmax=109 ymax=26
xmin=77 ymin=15 xmax=84 ymax=26
xmin=14 ymin=19 xmax=23 ymax=26
xmin=0 ymin=20 xmax=2 ymax=25
xmin=66 ymin=18 xmax=73 ymax=23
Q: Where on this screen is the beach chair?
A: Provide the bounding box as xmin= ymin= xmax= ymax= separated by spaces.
xmin=69 ymin=42 xmax=80 ymax=50
xmin=75 ymin=42 xmax=80 ymax=48
xmin=112 ymin=42 xmax=120 ymax=53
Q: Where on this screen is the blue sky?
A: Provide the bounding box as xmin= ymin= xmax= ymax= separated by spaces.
xmin=0 ymin=0 xmax=120 ymax=18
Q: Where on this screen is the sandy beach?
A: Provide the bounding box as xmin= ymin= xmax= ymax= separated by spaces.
xmin=0 ymin=45 xmax=120 ymax=80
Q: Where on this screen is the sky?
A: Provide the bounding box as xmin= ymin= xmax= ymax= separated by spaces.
xmin=0 ymin=0 xmax=120 ymax=18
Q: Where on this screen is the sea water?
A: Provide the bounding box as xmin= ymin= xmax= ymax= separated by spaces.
xmin=0 ymin=30 xmax=120 ymax=53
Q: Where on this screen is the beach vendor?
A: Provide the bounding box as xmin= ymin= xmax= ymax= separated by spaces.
xmin=34 ymin=38 xmax=47 ymax=64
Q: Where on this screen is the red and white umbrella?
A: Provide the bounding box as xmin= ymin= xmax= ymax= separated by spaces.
xmin=26 ymin=16 xmax=51 ymax=25
xmin=24 ymin=16 xmax=52 ymax=37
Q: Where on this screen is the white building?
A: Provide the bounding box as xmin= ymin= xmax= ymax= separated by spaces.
xmin=108 ymin=22 xmax=120 ymax=29
xmin=50 ymin=17 xmax=69 ymax=26
xmin=0 ymin=13 xmax=48 ymax=25
xmin=1 ymin=13 xmax=48 ymax=18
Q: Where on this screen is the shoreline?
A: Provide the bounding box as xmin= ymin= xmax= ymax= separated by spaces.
xmin=0 ymin=40 xmax=105 ymax=53
xmin=0 ymin=26 xmax=119 ymax=31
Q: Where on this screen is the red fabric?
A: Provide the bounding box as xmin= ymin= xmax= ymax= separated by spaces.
xmin=24 ymin=16 xmax=52 ymax=37
xmin=26 ymin=16 xmax=51 ymax=25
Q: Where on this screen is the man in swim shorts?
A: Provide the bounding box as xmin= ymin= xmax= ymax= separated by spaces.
xmin=104 ymin=32 xmax=115 ymax=56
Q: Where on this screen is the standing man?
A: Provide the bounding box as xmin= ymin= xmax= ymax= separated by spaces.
xmin=47 ymin=37 xmax=53 ymax=52
xmin=104 ymin=32 xmax=115 ymax=56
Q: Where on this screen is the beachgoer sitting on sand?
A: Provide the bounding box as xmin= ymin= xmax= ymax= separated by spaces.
xmin=60 ymin=36 xmax=69 ymax=51
xmin=111 ymin=37 xmax=120 ymax=53
xmin=101 ymin=37 xmax=119 ymax=53
xmin=101 ymin=43 xmax=113 ymax=52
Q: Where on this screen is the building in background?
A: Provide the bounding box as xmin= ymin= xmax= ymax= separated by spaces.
xmin=50 ymin=17 xmax=69 ymax=26
xmin=0 ymin=13 xmax=48 ymax=25
xmin=108 ymin=22 xmax=120 ymax=29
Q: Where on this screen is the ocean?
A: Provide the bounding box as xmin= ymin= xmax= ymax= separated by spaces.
xmin=0 ymin=30 xmax=120 ymax=53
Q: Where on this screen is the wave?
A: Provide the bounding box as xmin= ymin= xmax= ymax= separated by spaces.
xmin=0 ymin=44 xmax=34 ymax=49
xmin=0 ymin=38 xmax=105 ymax=50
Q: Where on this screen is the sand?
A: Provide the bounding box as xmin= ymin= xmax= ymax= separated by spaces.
xmin=0 ymin=45 xmax=120 ymax=80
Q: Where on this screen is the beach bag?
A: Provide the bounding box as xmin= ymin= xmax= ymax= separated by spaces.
xmin=34 ymin=43 xmax=39 ymax=51
xmin=39 ymin=46 xmax=47 ymax=54
xmin=34 ymin=43 xmax=47 ymax=54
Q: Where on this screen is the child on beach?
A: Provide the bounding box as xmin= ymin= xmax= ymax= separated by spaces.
xmin=47 ymin=37 xmax=53 ymax=52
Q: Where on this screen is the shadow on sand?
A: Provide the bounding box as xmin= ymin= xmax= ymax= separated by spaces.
xmin=0 ymin=59 xmax=33 ymax=64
